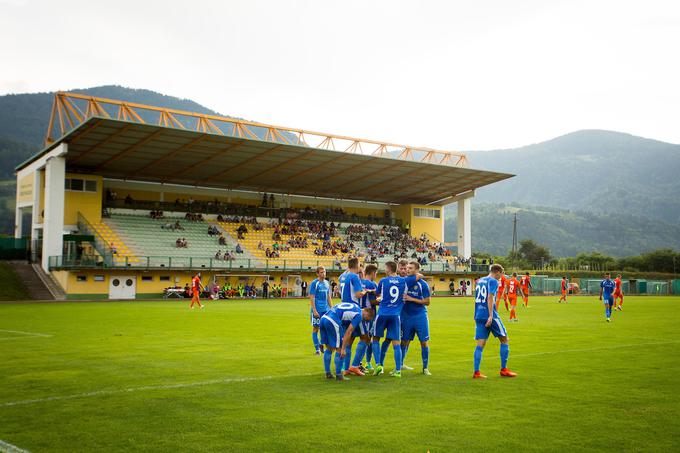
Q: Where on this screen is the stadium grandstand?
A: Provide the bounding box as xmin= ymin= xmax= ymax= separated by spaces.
xmin=13 ymin=92 xmax=512 ymax=299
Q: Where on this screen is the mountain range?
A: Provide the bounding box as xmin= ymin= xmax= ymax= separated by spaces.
xmin=1 ymin=85 xmax=678 ymax=257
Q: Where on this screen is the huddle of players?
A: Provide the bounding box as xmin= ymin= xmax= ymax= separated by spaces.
xmin=494 ymin=272 xmax=532 ymax=322
xmin=309 ymin=258 xmax=431 ymax=381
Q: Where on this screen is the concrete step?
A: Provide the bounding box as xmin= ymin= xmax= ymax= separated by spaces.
xmin=6 ymin=261 xmax=62 ymax=300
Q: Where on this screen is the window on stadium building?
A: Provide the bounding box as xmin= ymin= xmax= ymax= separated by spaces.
xmin=141 ymin=276 xmax=153 ymax=282
xmin=159 ymin=276 xmax=171 ymax=281
xmin=65 ymin=178 xmax=97 ymax=193
xmin=413 ymin=208 xmax=441 ymax=219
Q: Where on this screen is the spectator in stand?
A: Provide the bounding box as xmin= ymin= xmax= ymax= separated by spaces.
xmin=235 ymin=243 xmax=243 ymax=254
xmin=215 ymin=250 xmax=222 ymax=260
xmin=262 ymin=279 xmax=269 ymax=298
xmin=110 ymin=242 xmax=118 ymax=255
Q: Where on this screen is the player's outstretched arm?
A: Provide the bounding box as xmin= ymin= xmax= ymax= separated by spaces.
xmin=340 ymin=327 xmax=354 ymax=357
xmin=599 ymin=287 xmax=603 ymax=301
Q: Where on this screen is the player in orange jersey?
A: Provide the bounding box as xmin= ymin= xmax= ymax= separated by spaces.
xmin=190 ymin=272 xmax=204 ymax=309
xmin=496 ymin=273 xmax=509 ymax=311
xmin=613 ymin=274 xmax=624 ymax=311
xmin=506 ymin=273 xmax=525 ymax=322
xmin=557 ymin=276 xmax=568 ymax=303
xmin=519 ymin=272 xmax=532 ymax=307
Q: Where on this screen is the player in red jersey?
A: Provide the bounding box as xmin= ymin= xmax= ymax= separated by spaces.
xmin=506 ymin=273 xmax=525 ymax=322
xmin=558 ymin=276 xmax=568 ymax=303
xmin=519 ymin=272 xmax=532 ymax=307
xmin=613 ymin=274 xmax=624 ymax=311
xmin=496 ymin=273 xmax=509 ymax=311
xmin=190 ymin=272 xmax=204 ymax=309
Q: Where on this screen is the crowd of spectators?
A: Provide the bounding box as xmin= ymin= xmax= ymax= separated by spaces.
xmin=175 ymin=237 xmax=188 ymax=248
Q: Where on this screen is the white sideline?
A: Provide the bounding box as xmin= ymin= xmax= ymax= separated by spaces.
xmin=0 ymin=373 xmax=316 ymax=408
xmin=0 ymin=439 xmax=31 ymax=453
xmin=0 ymin=329 xmax=52 ymax=338
xmin=0 ymin=340 xmax=675 ymax=409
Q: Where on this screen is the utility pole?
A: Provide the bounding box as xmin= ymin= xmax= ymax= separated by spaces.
xmin=511 ymin=213 xmax=518 ymax=271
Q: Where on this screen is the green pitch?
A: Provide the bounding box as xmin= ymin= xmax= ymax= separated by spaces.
xmin=1 ymin=296 xmax=679 ymax=452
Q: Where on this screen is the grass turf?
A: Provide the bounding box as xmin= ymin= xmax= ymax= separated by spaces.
xmin=0 ymin=295 xmax=679 ymax=452
xmin=0 ymin=262 xmax=30 ymax=301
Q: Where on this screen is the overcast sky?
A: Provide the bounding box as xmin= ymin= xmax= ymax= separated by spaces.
xmin=1 ymin=0 xmax=678 ymax=150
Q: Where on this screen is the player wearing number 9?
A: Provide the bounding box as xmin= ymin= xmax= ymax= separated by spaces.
xmin=370 ymin=261 xmax=422 ymax=378
xmin=473 ymin=263 xmax=517 ymax=379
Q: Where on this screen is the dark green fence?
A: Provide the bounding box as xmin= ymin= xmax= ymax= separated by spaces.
xmin=0 ymin=237 xmax=29 ymax=260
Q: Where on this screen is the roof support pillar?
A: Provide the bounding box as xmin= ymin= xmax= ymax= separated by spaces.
xmin=456 ymin=194 xmax=472 ymax=260
xmin=42 ymin=144 xmax=66 ymax=272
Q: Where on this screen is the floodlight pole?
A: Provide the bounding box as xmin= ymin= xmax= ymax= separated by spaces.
xmin=510 ymin=213 xmax=518 ymax=271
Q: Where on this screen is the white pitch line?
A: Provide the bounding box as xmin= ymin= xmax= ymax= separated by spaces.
xmin=0 ymin=330 xmax=52 ymax=338
xmin=0 ymin=372 xmax=316 ymax=408
xmin=0 ymin=439 xmax=31 ymax=453
xmin=0 ymin=340 xmax=675 ymax=408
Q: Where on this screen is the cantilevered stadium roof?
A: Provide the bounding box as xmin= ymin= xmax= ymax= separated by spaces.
xmin=17 ymin=93 xmax=513 ymax=205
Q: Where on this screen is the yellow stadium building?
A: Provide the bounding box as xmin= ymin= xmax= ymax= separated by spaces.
xmin=13 ymin=93 xmax=512 ymax=300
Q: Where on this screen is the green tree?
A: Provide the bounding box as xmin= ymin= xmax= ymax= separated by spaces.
xmin=517 ymin=239 xmax=552 ymax=263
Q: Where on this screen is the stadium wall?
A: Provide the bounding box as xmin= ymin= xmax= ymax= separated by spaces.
xmin=49 ymin=269 xmax=479 ymax=299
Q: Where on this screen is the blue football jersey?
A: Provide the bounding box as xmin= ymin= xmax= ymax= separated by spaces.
xmin=340 ymin=271 xmax=363 ymax=305
xmin=601 ymin=279 xmax=616 ymax=297
xmin=326 ymin=302 xmax=363 ymax=329
xmin=474 ymin=276 xmax=499 ymax=320
xmin=309 ymin=278 xmax=330 ymax=312
xmin=376 ymin=275 xmax=417 ymax=315
xmin=361 ymin=279 xmax=378 ymax=310
xmin=403 ymin=279 xmax=431 ymax=316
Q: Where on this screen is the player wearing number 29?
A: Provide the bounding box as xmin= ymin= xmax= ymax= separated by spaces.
xmin=473 ymin=264 xmax=517 ymax=379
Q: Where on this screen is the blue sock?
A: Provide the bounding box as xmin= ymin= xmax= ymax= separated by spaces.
xmin=372 ymin=340 xmax=382 ymax=366
xmin=474 ymin=345 xmax=483 ymax=372
xmin=380 ymin=339 xmax=390 ymax=364
xmin=323 ymin=349 xmax=332 ymax=374
xmin=401 ymin=344 xmax=409 ymax=367
xmin=500 ymin=343 xmax=509 ymax=369
xmin=366 ymin=342 xmax=373 ymax=364
xmin=312 ymin=331 xmax=319 ymax=351
xmin=393 ymin=344 xmax=402 ymax=372
xmin=352 ymin=341 xmax=367 ymax=367
xmin=343 ymin=346 xmax=352 ymax=371
xmin=334 ymin=351 xmax=342 ymax=376
xmin=422 ymin=346 xmax=429 ymax=369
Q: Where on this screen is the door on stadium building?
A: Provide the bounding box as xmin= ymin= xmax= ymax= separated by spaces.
xmin=285 ymin=274 xmax=301 ymax=297
xmin=109 ymin=276 xmax=137 ymax=299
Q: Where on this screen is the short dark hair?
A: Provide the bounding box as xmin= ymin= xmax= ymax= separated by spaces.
xmin=409 ymin=260 xmax=420 ymax=270
xmin=348 ymin=257 xmax=359 ymax=269
xmin=365 ymin=264 xmax=378 ymax=275
xmin=385 ymin=261 xmax=397 ymax=273
xmin=489 ymin=264 xmax=504 ymax=274
xmin=512 ymin=272 xmax=517 ymax=277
